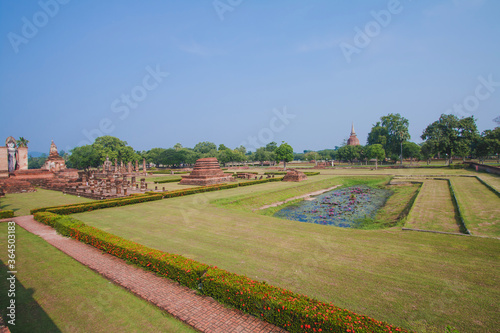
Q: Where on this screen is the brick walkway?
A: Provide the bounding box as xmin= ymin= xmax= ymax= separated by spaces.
xmin=6 ymin=216 xmax=287 ymax=333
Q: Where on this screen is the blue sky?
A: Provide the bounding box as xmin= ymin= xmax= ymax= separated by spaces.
xmin=1 ymin=0 xmax=499 ymax=154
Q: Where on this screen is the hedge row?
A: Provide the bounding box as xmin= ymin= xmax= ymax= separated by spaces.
xmin=30 ymin=194 xmax=163 ymax=215
xmin=154 ymin=178 xmax=182 ymax=184
xmin=33 ymin=212 xmax=410 ymax=333
xmin=30 ymin=175 xmax=284 ymax=216
xmin=238 ymin=177 xmax=283 ymax=187
xmin=0 ymin=210 xmax=14 ymax=219
xmin=304 ymin=171 xmax=320 ymax=176
xmin=236 ymin=171 xmax=259 ymax=174
xmin=161 ymin=183 xmax=239 ymax=198
xmin=475 ymin=176 xmax=500 ymax=198
xmin=152 ymin=170 xmax=190 ymax=174
xmin=264 ymin=171 xmax=287 ymax=175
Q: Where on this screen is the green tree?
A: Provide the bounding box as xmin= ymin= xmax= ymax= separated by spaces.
xmin=28 ymin=154 xmax=47 ymax=169
xmin=421 ymin=115 xmax=479 ymax=164
xmin=366 ymin=122 xmax=388 ymax=148
xmin=402 ymin=141 xmax=422 ymax=163
xmin=67 ymin=145 xmax=100 ymax=173
xmin=265 ymin=142 xmax=278 ymax=152
xmin=368 ymin=114 xmax=410 ymax=164
xmin=254 ymin=147 xmax=272 ymax=166
xmin=92 ymin=136 xmax=140 ymax=163
xmin=365 ymin=144 xmax=385 ymax=169
xmin=193 ymin=141 xmax=217 ymax=154
xmin=475 ymin=128 xmax=500 ymax=163
xmin=337 ymin=145 xmax=363 ymax=165
xmin=173 ymin=143 xmax=183 ymax=151
xmin=420 ymin=141 xmax=435 ymax=165
xmin=145 ymin=148 xmax=167 ymax=166
xmin=275 ymin=141 xmax=294 ymax=169
xmin=16 ymin=137 xmax=29 ymax=148
xmin=304 ymin=151 xmax=320 ymax=164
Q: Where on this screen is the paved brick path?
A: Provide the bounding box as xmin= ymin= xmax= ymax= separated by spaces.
xmin=6 ymin=216 xmax=287 ymax=333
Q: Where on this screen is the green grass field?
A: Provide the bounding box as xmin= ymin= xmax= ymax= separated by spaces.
xmin=0 ymin=223 xmax=196 ymax=333
xmin=1 ymin=169 xmax=498 ymax=332
xmin=0 ymin=189 xmax=93 ymax=216
xmin=450 ymin=177 xmax=500 ymax=237
xmin=70 ymin=174 xmax=500 ymax=333
xmin=406 ymin=180 xmax=461 ymax=233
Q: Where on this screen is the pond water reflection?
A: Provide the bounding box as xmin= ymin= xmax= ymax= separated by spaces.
xmin=273 ymin=185 xmax=391 ymax=228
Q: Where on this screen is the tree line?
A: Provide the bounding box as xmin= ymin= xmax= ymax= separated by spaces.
xmin=27 ymin=113 xmax=500 ymax=170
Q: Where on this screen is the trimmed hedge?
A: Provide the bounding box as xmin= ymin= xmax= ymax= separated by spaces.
xmin=154 ymin=178 xmax=182 ymax=184
xmin=236 ymin=171 xmax=259 ymax=174
xmin=30 ymin=194 xmax=163 ymax=215
xmin=238 ymin=177 xmax=283 ymax=187
xmin=0 ymin=210 xmax=14 ymax=219
xmin=162 ymin=183 xmax=239 ymax=198
xmin=303 ymin=171 xmax=320 ymax=176
xmin=33 ymin=212 xmax=410 ymax=333
xmin=152 ymin=170 xmax=190 ymax=174
xmin=264 ymin=171 xmax=287 ymax=175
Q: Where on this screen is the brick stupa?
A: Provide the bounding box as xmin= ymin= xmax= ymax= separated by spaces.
xmin=41 ymin=140 xmax=66 ymax=172
xmin=179 ymin=157 xmax=233 ymax=186
xmin=282 ymin=169 xmax=307 ymax=182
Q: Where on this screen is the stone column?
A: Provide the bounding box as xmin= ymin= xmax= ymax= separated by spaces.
xmin=116 ymin=186 xmax=121 ymax=194
xmin=140 ymin=178 xmax=146 ymax=191
xmin=135 ymin=160 xmax=139 ymax=172
xmin=106 ymin=179 xmax=111 ymax=193
xmin=122 ymin=175 xmax=127 ymax=183
xmin=128 ymin=161 xmax=132 ymax=174
xmin=123 ymin=188 xmax=128 ymax=196
xmin=131 ymin=176 xmax=136 ymax=187
xmin=143 ymin=159 xmax=147 ymax=174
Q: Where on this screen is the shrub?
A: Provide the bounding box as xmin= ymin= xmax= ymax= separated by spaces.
xmin=236 ymin=171 xmax=259 ymax=174
xmin=264 ymin=171 xmax=287 ymax=175
xmin=0 ymin=210 xmax=14 ymax=218
xmin=162 ymin=183 xmax=239 ymax=198
xmin=31 ymin=194 xmax=163 ymax=215
xmin=154 ymin=178 xmax=182 ymax=184
xmin=303 ymin=171 xmax=320 ymax=176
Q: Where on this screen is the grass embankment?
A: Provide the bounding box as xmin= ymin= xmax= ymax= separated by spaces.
xmin=0 ymin=189 xmax=93 ymax=216
xmin=368 ymin=183 xmax=420 ymax=229
xmin=405 ymin=180 xmax=462 ymax=233
xmin=0 ymin=224 xmax=196 ymax=333
xmin=450 ymin=177 xmax=500 ymax=237
xmin=71 ymin=177 xmax=500 ymax=332
xmin=475 ymin=173 xmax=500 ymax=193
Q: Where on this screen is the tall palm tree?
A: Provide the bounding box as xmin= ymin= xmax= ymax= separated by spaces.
xmin=16 ymin=137 xmax=29 ymax=148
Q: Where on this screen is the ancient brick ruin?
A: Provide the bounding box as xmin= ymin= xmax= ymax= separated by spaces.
xmin=41 ymin=140 xmax=67 ymax=172
xmin=179 ymin=157 xmax=233 ymax=186
xmin=282 ymin=169 xmax=307 ymax=182
xmin=346 ymin=122 xmax=360 ymax=146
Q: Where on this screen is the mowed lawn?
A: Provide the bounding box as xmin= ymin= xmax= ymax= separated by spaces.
xmin=0 ymin=223 xmax=196 ymax=333
xmin=72 ymin=178 xmax=500 ymax=333
xmin=476 ymin=173 xmax=500 ymax=193
xmin=0 ymin=189 xmax=93 ymax=216
xmin=406 ymin=180 xmax=461 ymax=233
xmin=450 ymin=177 xmax=500 ymax=237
